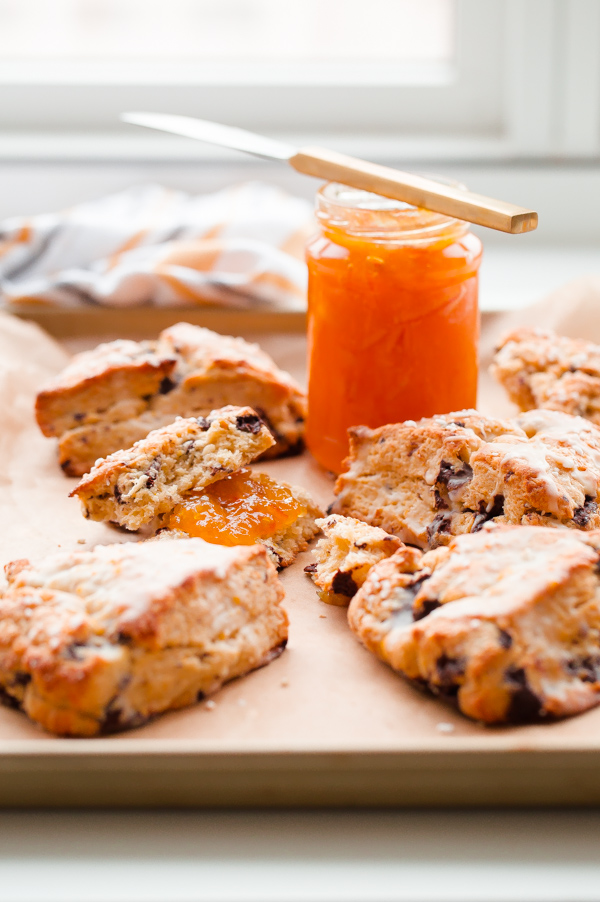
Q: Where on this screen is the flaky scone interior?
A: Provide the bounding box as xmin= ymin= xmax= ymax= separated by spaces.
xmin=305 ymin=514 xmax=403 ymax=605
xmin=36 ymin=322 xmax=307 ymax=475
xmin=0 ymin=538 xmax=288 ymax=736
xmin=348 ymin=525 xmax=600 ymax=724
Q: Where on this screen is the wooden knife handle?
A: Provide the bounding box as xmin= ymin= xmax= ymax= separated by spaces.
xmin=290 ymin=146 xmax=538 ymax=235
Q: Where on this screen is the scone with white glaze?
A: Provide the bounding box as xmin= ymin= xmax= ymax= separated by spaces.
xmin=36 ymin=322 xmax=307 ymax=475
xmin=492 ymin=328 xmax=600 ymax=423
xmin=333 ymin=408 xmax=600 ymax=548
xmin=349 ymin=525 xmax=600 ymax=723
xmin=0 ymin=538 xmax=288 ymax=736
xmin=305 ymin=514 xmax=403 ymax=605
xmin=70 ymin=406 xmax=275 ymax=530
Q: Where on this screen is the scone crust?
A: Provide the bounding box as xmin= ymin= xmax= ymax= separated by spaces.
xmin=36 ymin=323 xmax=307 ymax=475
xmin=70 ymin=406 xmax=275 ymax=530
xmin=349 ymin=526 xmax=600 ymax=723
xmin=306 ymin=514 xmax=404 ymax=605
xmin=492 ymin=328 xmax=600 ymax=423
xmin=333 ymin=408 xmax=600 ymax=548
xmin=0 ymin=539 xmax=288 ymax=736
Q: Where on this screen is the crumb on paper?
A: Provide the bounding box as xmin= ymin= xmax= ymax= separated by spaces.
xmin=76 ymin=539 xmax=86 ymax=545
xmin=319 ymin=614 xmax=327 ymax=619
xmin=204 ymin=700 xmax=216 ymax=711
xmin=436 ymin=722 xmax=455 ymax=734
xmin=280 ymin=680 xmax=289 ymax=688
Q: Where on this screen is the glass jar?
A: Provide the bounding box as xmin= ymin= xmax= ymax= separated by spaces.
xmin=305 ymin=182 xmax=483 ymax=473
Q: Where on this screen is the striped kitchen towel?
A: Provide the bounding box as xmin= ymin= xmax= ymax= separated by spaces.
xmin=0 ymin=182 xmax=314 ymax=311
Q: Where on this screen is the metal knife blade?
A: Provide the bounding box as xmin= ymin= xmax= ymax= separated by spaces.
xmin=121 ymin=112 xmax=297 ymax=161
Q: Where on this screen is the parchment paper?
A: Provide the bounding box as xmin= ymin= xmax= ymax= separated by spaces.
xmin=4 ymin=277 xmax=600 ymax=750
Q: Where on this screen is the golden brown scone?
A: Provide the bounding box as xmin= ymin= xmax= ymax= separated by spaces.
xmin=70 ymin=406 xmax=275 ymax=530
xmin=349 ymin=525 xmax=600 ymax=724
xmin=36 ymin=323 xmax=307 ymax=475
xmin=332 ymin=408 xmax=600 ymax=548
xmin=492 ymin=328 xmax=600 ymax=423
xmin=0 ymin=538 xmax=288 ymax=736
xmin=305 ymin=514 xmax=403 ymax=605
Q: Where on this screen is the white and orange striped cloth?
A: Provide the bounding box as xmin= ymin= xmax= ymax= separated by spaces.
xmin=0 ymin=182 xmax=314 ymax=310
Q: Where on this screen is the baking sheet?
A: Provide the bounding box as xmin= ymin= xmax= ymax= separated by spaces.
xmin=3 ymin=278 xmax=600 ymax=807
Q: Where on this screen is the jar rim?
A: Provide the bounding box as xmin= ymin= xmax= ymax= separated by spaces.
xmin=315 ymin=180 xmax=470 ymax=243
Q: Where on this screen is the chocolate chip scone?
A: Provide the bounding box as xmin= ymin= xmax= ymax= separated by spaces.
xmin=36 ymin=322 xmax=307 ymax=475
xmin=348 ymin=525 xmax=600 ymax=723
xmin=0 ymin=538 xmax=288 ymax=736
xmin=333 ymin=408 xmax=600 ymax=548
xmin=305 ymin=514 xmax=403 ymax=605
xmin=70 ymin=406 xmax=275 ymax=530
xmin=492 ymin=328 xmax=600 ymax=423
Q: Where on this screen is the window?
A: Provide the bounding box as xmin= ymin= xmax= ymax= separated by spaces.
xmin=0 ymin=0 xmax=598 ymax=161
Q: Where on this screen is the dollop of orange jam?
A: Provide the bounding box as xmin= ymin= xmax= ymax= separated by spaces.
xmin=168 ymin=468 xmax=305 ymax=545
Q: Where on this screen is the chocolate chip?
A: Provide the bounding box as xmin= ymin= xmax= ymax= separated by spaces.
xmin=427 ymin=512 xmax=452 ymax=544
xmin=145 ymin=457 xmax=161 ymax=489
xmin=73 ymin=412 xmax=85 ymax=422
xmin=159 ymin=376 xmax=176 ymax=395
xmin=432 ymin=655 xmax=465 ymax=698
xmin=434 ymin=489 xmax=448 ymax=510
xmin=63 ymin=642 xmax=87 ymax=660
xmin=12 ymin=672 xmax=31 ymax=687
xmin=567 ymin=655 xmax=600 ymax=683
xmin=471 ymin=495 xmax=504 ymax=532
xmin=114 ymin=485 xmax=123 ymax=503
xmin=0 ymin=687 xmax=21 ymax=710
xmin=436 ymin=654 xmax=465 ymax=684
xmin=304 ymin=563 xmax=317 ymax=574
xmin=413 ymin=598 xmax=440 ymax=621
xmin=101 ymin=707 xmax=124 ymax=733
xmin=390 ymin=573 xmax=430 ymax=625
xmin=141 ymin=394 xmax=153 ymax=402
xmin=60 ymin=459 xmax=72 ymax=473
xmin=196 ymin=690 xmax=206 ymax=701
xmin=573 ymin=496 xmax=598 ymax=527
xmin=326 ymin=502 xmax=335 ymax=515
xmin=505 ymin=666 xmax=543 ymax=722
xmin=235 ymin=414 xmax=262 ymax=434
xmin=498 ymin=629 xmax=513 ymax=649
xmin=331 ymin=570 xmax=358 ymax=598
xmin=436 ymin=460 xmax=473 ymax=493
xmin=196 ymin=417 xmax=211 ymax=431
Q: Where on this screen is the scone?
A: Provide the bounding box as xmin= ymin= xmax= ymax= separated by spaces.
xmin=349 ymin=525 xmax=600 ymax=723
xmin=492 ymin=328 xmax=600 ymax=423
xmin=36 ymin=322 xmax=307 ymax=475
xmin=305 ymin=514 xmax=403 ymax=605
xmin=70 ymin=406 xmax=275 ymax=530
xmin=333 ymin=408 xmax=600 ymax=548
xmin=148 ymin=468 xmax=322 ymax=570
xmin=0 ymin=538 xmax=288 ymax=736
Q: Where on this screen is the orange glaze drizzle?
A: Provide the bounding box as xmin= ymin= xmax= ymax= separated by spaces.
xmin=168 ymin=468 xmax=305 ymax=546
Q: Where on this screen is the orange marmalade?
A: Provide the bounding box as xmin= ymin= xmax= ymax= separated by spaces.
xmin=168 ymin=468 xmax=305 ymax=545
xmin=306 ymin=182 xmax=483 ymax=473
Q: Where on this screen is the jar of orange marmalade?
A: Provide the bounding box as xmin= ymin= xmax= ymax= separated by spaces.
xmin=305 ymin=182 xmax=483 ymax=473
